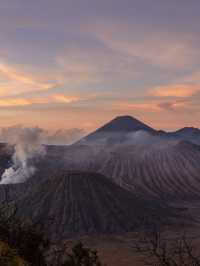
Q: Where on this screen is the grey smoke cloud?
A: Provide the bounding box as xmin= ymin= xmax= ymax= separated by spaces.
xmin=66 ymin=130 xmax=179 ymax=173
xmin=80 ymin=130 xmax=162 ymax=147
xmin=0 ymin=127 xmax=86 ymax=146
xmin=0 ymin=126 xmax=45 ymax=184
xmin=0 ymin=125 xmax=85 ymax=184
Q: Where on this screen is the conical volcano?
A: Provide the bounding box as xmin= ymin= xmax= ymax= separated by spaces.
xmin=79 ymin=116 xmax=155 ymax=145
xmin=15 ymin=171 xmax=170 ymax=239
xmin=94 ymin=116 xmax=155 ymax=133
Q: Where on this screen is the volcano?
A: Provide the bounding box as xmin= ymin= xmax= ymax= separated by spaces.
xmin=0 ymin=115 xmax=199 ymax=239
xmin=92 ymin=116 xmax=155 ymax=133
xmin=13 ymin=171 xmax=170 ymax=239
xmin=79 ymin=116 xmax=156 ymax=145
xmin=62 ymin=116 xmax=200 ymax=201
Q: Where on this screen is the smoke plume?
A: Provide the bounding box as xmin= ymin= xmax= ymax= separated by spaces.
xmin=0 ymin=126 xmax=45 ymax=184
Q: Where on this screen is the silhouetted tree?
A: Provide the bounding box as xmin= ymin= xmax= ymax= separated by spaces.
xmin=62 ymin=242 xmax=105 ymax=266
xmin=134 ymin=228 xmax=200 ymax=266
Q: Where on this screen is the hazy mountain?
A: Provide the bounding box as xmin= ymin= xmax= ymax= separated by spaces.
xmin=170 ymin=127 xmax=200 ymax=145
xmin=78 ymin=116 xmax=200 ymax=146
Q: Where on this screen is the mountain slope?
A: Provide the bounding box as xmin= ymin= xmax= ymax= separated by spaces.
xmin=14 ymin=172 xmax=170 ymax=239
xmin=60 ymin=139 xmax=200 ymax=201
xmin=97 ymin=141 xmax=200 ymax=200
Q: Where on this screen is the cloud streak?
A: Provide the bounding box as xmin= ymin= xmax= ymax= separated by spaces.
xmin=150 ymin=84 xmax=200 ymax=98
xmin=0 ymin=94 xmax=82 ymax=107
xmin=0 ymin=62 xmax=53 ymax=97
xmin=116 ymin=99 xmax=188 ymax=112
xmin=91 ymin=20 xmax=200 ymax=69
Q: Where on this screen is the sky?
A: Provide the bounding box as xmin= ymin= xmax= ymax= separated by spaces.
xmin=0 ymin=0 xmax=200 ymax=133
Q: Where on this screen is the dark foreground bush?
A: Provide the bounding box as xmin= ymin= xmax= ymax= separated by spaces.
xmin=62 ymin=242 xmax=105 ymax=266
xmin=134 ymin=228 xmax=200 ymax=266
xmin=0 ymin=240 xmax=29 ymax=266
xmin=0 ymin=203 xmax=49 ymax=266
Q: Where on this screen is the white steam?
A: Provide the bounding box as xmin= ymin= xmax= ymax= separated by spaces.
xmin=0 ymin=126 xmax=45 ymax=184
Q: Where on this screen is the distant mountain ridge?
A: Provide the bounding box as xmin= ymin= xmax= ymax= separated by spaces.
xmin=174 ymin=127 xmax=200 ymax=135
xmin=158 ymin=127 xmax=200 ymax=145
xmin=78 ymin=115 xmax=200 ymax=145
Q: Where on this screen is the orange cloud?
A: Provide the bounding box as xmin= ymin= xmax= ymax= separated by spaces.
xmin=0 ymin=63 xmax=37 ymax=85
xmin=0 ymin=98 xmax=31 ymax=107
xmin=0 ymin=97 xmax=49 ymax=107
xmin=0 ymin=62 xmax=53 ymax=97
xmin=0 ymin=57 xmax=100 ymax=99
xmin=0 ymin=94 xmax=81 ymax=107
xmin=150 ymin=84 xmax=200 ymax=97
xmin=126 ymin=103 xmax=160 ymax=111
xmin=115 ymin=102 xmax=160 ymax=111
xmin=53 ymin=94 xmax=80 ymax=103
xmin=115 ymin=99 xmax=188 ymax=112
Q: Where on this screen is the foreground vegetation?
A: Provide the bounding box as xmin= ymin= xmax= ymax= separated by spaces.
xmin=0 ymin=203 xmax=49 ymax=265
xmin=134 ymin=229 xmax=200 ymax=266
xmin=0 ymin=203 xmax=200 ymax=265
xmin=62 ymin=242 xmax=105 ymax=266
xmin=0 ymin=240 xmax=29 ymax=266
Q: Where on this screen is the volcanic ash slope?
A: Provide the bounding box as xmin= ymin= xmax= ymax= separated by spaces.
xmin=15 ymin=171 xmax=170 ymax=239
